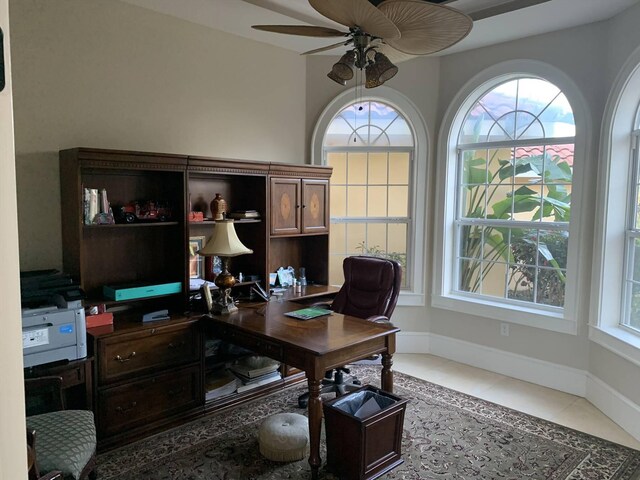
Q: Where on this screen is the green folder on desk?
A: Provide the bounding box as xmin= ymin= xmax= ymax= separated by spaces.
xmin=285 ymin=307 xmax=333 ymax=320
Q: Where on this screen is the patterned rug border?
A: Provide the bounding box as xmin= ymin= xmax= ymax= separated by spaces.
xmin=98 ymin=366 xmax=640 ymax=479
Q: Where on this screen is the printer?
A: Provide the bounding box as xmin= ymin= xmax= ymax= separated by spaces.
xmin=21 ymin=270 xmax=88 ymax=368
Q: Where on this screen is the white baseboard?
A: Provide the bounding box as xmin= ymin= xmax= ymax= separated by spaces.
xmin=396 ymin=331 xmax=640 ymax=442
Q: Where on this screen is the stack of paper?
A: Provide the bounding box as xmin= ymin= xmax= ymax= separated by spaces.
xmin=229 ymin=356 xmax=282 ymax=393
xmin=205 ymin=370 xmax=239 ymax=401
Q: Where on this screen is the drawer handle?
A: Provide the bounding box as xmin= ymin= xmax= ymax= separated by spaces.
xmin=168 ymin=341 xmax=186 ymax=349
xmin=115 ymin=352 xmax=136 ymax=363
xmin=115 ymin=401 xmax=137 ymax=414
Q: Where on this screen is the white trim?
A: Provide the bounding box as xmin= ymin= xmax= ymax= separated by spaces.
xmin=433 ymin=59 xmax=591 ymax=334
xmin=589 ymin=325 xmax=640 ymax=367
xmin=586 ymin=373 xmax=640 ymax=441
xmin=311 ymin=86 xmax=428 ymax=306
xmin=395 ymin=332 xmax=640 ymax=441
xmin=590 ymin=43 xmax=640 ymax=356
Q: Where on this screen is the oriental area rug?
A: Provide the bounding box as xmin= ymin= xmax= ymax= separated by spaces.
xmin=97 ymin=366 xmax=640 ymax=479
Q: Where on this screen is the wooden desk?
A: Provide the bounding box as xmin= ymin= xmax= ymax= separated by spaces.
xmin=204 ymin=297 xmax=399 ymax=479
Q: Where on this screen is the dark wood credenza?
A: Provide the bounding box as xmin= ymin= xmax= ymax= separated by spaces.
xmin=58 ymin=148 xmax=334 ymax=448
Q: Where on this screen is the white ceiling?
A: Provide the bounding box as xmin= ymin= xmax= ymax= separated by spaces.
xmin=121 ymin=0 xmax=639 ymax=56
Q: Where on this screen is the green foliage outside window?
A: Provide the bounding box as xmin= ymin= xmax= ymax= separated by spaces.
xmin=460 ymin=151 xmax=572 ymax=306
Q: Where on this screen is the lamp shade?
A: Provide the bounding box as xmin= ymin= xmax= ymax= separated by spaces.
xmin=198 ymin=220 xmax=253 ymax=257
xmin=365 ymin=51 xmax=398 ymax=89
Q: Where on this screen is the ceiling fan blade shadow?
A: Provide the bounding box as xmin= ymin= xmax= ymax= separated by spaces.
xmin=252 ymin=25 xmax=348 ymax=37
xmin=469 ymin=0 xmax=552 ymax=21
xmin=378 ymin=0 xmax=472 ymax=55
xmin=302 ymin=40 xmax=353 ymax=55
xmin=308 ymin=0 xmax=400 ymax=40
xmin=375 ymin=43 xmax=416 ymax=64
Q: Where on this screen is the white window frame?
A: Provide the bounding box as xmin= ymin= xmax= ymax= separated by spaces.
xmin=312 ymin=86 xmax=427 ymax=306
xmin=434 ymin=60 xmax=591 ymax=335
xmin=591 ymin=47 xmax=640 ymax=366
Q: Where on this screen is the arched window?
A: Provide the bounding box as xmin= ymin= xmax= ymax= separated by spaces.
xmin=314 ymin=87 xmax=427 ymax=306
xmin=324 ymin=100 xmax=415 ymax=288
xmin=438 ymin=74 xmax=578 ymax=326
xmin=455 ymin=78 xmax=575 ymax=308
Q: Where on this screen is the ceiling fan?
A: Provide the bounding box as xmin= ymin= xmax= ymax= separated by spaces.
xmin=252 ymin=0 xmax=472 ymax=88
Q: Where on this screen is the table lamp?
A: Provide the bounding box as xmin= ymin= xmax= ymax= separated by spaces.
xmin=198 ymin=219 xmax=253 ymax=313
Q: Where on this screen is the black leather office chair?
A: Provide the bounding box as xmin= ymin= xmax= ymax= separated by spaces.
xmin=298 ymin=255 xmax=402 ymax=408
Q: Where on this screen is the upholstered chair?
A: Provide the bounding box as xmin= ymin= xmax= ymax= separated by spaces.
xmin=25 ymin=376 xmax=97 ymax=480
xmin=298 ymin=255 xmax=402 ymax=407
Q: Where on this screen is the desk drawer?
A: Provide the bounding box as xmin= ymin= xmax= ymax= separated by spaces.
xmin=215 ymin=326 xmax=283 ymax=362
xmin=97 ymin=364 xmax=200 ymax=437
xmin=98 ymin=323 xmax=200 ymax=384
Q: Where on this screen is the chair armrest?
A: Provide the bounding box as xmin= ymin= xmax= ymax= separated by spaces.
xmin=366 ymin=315 xmax=393 ymax=326
xmin=310 ymin=301 xmax=333 ymax=310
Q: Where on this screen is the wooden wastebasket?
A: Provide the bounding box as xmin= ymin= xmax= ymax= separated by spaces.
xmin=323 ymin=385 xmax=408 ymax=480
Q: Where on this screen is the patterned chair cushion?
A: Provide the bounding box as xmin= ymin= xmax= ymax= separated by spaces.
xmin=26 ymin=410 xmax=96 ymax=480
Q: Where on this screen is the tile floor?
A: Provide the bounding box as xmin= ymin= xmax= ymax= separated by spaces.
xmin=392 ymin=353 xmax=640 ymax=450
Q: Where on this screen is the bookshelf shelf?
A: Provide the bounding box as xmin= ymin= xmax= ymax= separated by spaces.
xmin=83 ymin=222 xmax=180 ymax=229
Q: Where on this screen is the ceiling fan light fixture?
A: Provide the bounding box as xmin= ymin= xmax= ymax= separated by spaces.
xmin=331 ymin=50 xmax=356 ymax=80
xmin=365 ymin=51 xmax=398 ymax=88
xmin=327 ymin=69 xmax=348 ymax=86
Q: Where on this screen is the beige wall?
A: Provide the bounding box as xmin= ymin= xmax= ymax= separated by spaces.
xmin=10 ymin=0 xmax=307 ymax=271
xmin=1 ymin=0 xmax=27 ymax=476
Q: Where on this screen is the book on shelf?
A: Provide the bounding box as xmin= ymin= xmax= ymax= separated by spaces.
xmin=227 ymin=210 xmax=260 ymax=220
xmin=205 ymin=369 xmax=239 ymax=401
xmin=235 ymin=370 xmax=282 ymax=394
xmin=230 ymin=368 xmax=281 ymax=385
xmin=228 ymin=355 xmax=280 ymax=378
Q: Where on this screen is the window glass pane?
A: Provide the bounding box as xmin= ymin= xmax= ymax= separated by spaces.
xmin=347 ymin=186 xmax=366 ymax=217
xmin=536 ymin=267 xmax=566 ymax=306
xmin=538 ymin=230 xmax=568 ymax=269
xmin=346 ymin=223 xmax=367 ymax=254
xmin=331 ymin=186 xmax=347 ymax=217
xmin=389 ymin=222 xmax=407 ymax=251
xmin=367 ymin=186 xmax=388 ymax=217
xmin=328 ymin=152 xmax=347 ymax=184
xmin=507 ymin=264 xmax=535 ymax=302
xmin=369 ymin=153 xmax=388 ymax=185
xmin=325 ymin=117 xmax=353 ymax=146
xmin=480 ymin=261 xmax=507 ymax=298
xmin=633 ymin=238 xmax=640 ymax=282
xmin=538 ymin=94 xmax=575 ymax=138
xmin=389 ymin=152 xmax=410 ymax=184
xmin=367 ymin=223 xmax=387 ymax=249
xmin=386 ymin=119 xmax=413 ymax=146
xmin=347 ymin=153 xmax=367 ymax=184
xmin=388 ymin=186 xmax=408 ymax=216
xmin=459 ymin=224 xmax=483 ymax=260
xmin=329 ymin=254 xmax=347 ymax=286
xmin=330 ymin=223 xmax=346 ymax=252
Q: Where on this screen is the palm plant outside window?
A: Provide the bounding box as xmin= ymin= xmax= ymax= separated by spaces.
xmin=455 ymin=78 xmax=575 ymax=308
xmin=323 ymin=101 xmax=414 ymax=288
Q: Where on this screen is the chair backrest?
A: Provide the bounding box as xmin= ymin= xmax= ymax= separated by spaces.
xmin=330 ymin=256 xmax=402 ymax=320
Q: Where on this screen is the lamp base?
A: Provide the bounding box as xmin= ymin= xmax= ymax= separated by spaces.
xmin=212 ymin=287 xmax=237 ymax=314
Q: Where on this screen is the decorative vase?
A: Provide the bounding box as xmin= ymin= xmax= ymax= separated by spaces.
xmin=210 ymin=193 xmax=227 ymax=220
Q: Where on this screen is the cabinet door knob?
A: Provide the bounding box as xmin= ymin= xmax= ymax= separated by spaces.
xmin=302 ymin=204 xmax=306 ymax=208
xmin=115 ymin=352 xmax=136 ymax=363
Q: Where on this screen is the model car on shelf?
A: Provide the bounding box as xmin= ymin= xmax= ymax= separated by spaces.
xmin=116 ymin=201 xmax=172 ymax=223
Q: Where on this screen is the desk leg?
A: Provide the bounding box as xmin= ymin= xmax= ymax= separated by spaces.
xmin=307 ymin=378 xmax=322 ymax=479
xmin=381 ymin=352 xmax=394 ymax=393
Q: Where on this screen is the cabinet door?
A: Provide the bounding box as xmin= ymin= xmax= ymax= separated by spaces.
xmin=302 ymin=179 xmax=329 ymax=234
xmin=270 ymin=178 xmax=301 ymax=235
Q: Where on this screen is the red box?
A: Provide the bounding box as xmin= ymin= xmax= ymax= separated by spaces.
xmin=188 ymin=211 xmax=204 ymax=222
xmin=86 ymin=312 xmax=113 ymax=328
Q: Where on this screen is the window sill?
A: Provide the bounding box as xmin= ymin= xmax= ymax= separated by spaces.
xmin=398 ymin=291 xmax=425 ymax=307
xmin=432 ymin=293 xmax=577 ymax=334
xmin=589 ymin=325 xmax=640 ymax=367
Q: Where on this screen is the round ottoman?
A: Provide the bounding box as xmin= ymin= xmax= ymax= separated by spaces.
xmin=258 ymin=412 xmax=309 ymax=462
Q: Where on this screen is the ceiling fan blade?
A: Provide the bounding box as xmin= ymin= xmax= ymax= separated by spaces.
xmin=302 ymin=40 xmax=353 ymax=55
xmin=308 ymin=0 xmax=400 ymax=40
xmin=375 ymin=43 xmax=416 ymax=64
xmin=252 ymin=25 xmax=348 ymax=37
xmin=378 ymin=0 xmax=472 ymax=55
